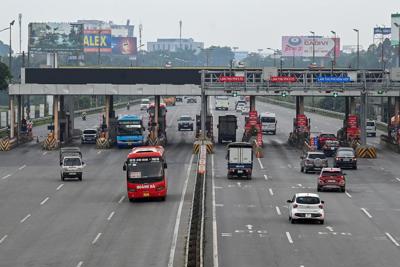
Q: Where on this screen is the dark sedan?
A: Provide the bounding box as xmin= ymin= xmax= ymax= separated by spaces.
xmin=334 ymin=149 xmax=357 ymax=169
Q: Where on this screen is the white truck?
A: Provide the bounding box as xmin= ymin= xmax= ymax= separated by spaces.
xmin=226 ymin=142 xmax=253 ymax=179
xmin=60 ymin=147 xmax=85 ymax=181
xmin=215 ymin=96 xmax=229 ymax=111
xmin=260 ymin=112 xmax=277 ymax=135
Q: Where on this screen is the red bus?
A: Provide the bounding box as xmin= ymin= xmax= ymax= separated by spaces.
xmin=123 ymin=146 xmax=168 ymax=201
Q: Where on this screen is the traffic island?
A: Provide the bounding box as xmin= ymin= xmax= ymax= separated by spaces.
xmin=356 ymin=145 xmax=377 ymax=158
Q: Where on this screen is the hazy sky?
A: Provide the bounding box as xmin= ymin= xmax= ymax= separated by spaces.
xmin=0 ymin=0 xmax=399 ymax=54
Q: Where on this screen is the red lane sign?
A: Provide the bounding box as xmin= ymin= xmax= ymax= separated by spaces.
xmin=270 ymin=76 xmax=297 ymax=82
xmin=218 ymin=76 xmax=245 ymax=82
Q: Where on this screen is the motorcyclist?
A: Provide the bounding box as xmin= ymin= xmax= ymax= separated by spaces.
xmin=82 ymin=112 xmax=87 ymax=121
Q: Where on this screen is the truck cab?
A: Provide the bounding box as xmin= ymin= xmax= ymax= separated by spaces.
xmin=215 ymin=96 xmax=229 ymax=110
xmin=226 ymin=142 xmax=253 ymax=179
xmin=260 ymin=112 xmax=277 ymax=135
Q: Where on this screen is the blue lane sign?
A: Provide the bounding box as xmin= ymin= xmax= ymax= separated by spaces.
xmin=317 ymin=76 xmax=351 ymax=83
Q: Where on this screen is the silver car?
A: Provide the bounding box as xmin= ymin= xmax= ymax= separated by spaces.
xmin=300 ymin=152 xmax=328 ymax=173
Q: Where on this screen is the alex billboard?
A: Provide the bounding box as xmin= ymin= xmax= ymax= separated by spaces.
xmin=112 ymin=37 xmax=137 ymax=55
xmin=83 ymin=29 xmax=112 ymax=53
xmin=282 ymin=36 xmax=340 ymax=58
xmin=29 ymin=23 xmax=84 ymax=53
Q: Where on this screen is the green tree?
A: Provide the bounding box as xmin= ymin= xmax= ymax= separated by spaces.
xmin=0 ymin=62 xmax=11 ymax=90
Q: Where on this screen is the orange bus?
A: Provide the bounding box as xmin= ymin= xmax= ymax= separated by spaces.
xmin=123 ymin=146 xmax=168 ymax=201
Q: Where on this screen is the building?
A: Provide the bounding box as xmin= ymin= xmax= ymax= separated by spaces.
xmin=147 ymin=38 xmax=204 ymax=53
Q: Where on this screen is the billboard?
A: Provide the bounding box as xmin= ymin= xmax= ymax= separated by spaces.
xmin=392 ymin=13 xmax=400 ymax=45
xmin=28 ymin=23 xmax=84 ymax=52
xmin=282 ymin=36 xmax=340 ymax=58
xmin=112 ymin=37 xmax=137 ymax=55
xmin=374 ymin=27 xmax=391 ymax=35
xmin=83 ymin=29 xmax=112 ymax=53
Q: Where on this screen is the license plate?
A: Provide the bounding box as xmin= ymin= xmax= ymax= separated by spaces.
xmin=143 ymin=192 xmax=150 ymax=197
xmin=328 ymin=180 xmax=336 ymax=183
xmin=331 ymin=147 xmax=335 ymax=150
xmin=344 ymin=158 xmax=350 ymax=162
xmin=237 ymin=170 xmax=243 ymax=173
xmin=127 ymin=142 xmax=132 ymax=145
xmin=305 ymin=214 xmax=311 ymax=218
xmin=69 ymin=172 xmax=76 ymax=175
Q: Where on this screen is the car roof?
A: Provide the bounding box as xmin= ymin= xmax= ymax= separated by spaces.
xmin=337 ymin=147 xmax=354 ymax=150
xmin=295 ymin=192 xmax=320 ymax=198
xmin=321 ymin=167 xmax=342 ymax=172
xmin=179 ymin=115 xmax=192 ymax=118
xmin=83 ymin=128 xmax=97 ymax=131
xmin=307 ymin=151 xmax=325 ymax=155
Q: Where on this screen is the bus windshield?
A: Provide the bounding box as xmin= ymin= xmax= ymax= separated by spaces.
xmin=117 ymin=123 xmax=143 ymax=136
xmin=127 ymin=158 xmax=163 ymax=183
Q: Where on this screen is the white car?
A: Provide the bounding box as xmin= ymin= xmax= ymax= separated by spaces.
xmin=236 ymin=103 xmax=246 ymax=112
xmin=366 ymin=120 xmax=376 ymax=137
xmin=140 ymin=99 xmax=150 ymax=110
xmin=287 ymin=193 xmax=325 ymax=224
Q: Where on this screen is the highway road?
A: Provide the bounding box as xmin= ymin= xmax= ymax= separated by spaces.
xmin=205 ymin=97 xmax=400 ymax=267
xmin=0 ymin=99 xmax=200 ymax=267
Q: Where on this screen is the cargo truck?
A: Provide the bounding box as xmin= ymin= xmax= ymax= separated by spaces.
xmin=226 ymin=142 xmax=253 ymax=179
xmin=217 ymin=115 xmax=237 ymax=144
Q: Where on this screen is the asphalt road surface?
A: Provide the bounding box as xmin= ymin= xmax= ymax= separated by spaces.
xmin=206 ymin=97 xmax=400 ymax=267
xmin=0 ymin=99 xmax=200 ymax=267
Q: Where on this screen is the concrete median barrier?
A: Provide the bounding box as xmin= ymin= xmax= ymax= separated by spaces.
xmin=356 ymin=145 xmax=377 ymax=158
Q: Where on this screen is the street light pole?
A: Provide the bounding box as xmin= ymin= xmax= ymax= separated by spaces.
xmin=267 ymin=47 xmax=277 ymax=67
xmin=330 ymin=30 xmax=337 ymax=67
xmin=353 ymin=29 xmax=359 ymax=69
xmin=394 ymin=23 xmax=400 ymax=68
xmin=310 ymin=31 xmax=315 ymax=64
xmin=9 ymin=20 xmax=15 ymax=72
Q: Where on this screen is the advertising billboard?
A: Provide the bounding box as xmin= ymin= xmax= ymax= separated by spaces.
xmin=374 ymin=27 xmax=391 ymax=35
xmin=282 ymin=36 xmax=340 ymax=58
xmin=83 ymin=29 xmax=112 ymax=53
xmin=112 ymin=37 xmax=137 ymax=55
xmin=392 ymin=13 xmax=400 ymax=45
xmin=28 ymin=23 xmax=84 ymax=53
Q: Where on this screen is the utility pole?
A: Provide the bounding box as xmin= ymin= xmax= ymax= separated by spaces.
xmin=395 ymin=23 xmax=400 ymax=67
xmin=310 ymin=31 xmax=316 ymax=64
xmin=179 ymin=20 xmax=182 ymax=50
xmin=330 ymin=30 xmax=337 ymax=67
xmin=139 ymin=24 xmax=143 ymax=49
xmin=9 ymin=20 xmax=15 ymax=73
xmin=18 ymin=14 xmax=22 ymax=54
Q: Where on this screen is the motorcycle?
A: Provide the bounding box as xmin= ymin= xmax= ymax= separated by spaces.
xmin=82 ymin=112 xmax=87 ymax=121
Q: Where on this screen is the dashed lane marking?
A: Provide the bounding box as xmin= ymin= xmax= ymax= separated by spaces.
xmin=0 ymin=235 xmax=7 ymax=244
xmin=275 ymin=206 xmax=281 ymax=215
xmin=40 ymin=197 xmax=50 ymax=205
xmin=345 ymin=191 xmax=352 ymax=198
xmin=264 ymin=174 xmax=268 ymax=181
xmin=107 ymin=211 xmax=115 ymax=221
xmin=211 ymin=154 xmax=219 ymax=267
xmin=56 ymin=184 xmax=64 ymax=191
xmin=214 ymin=186 xmax=223 ymax=189
xmin=361 ymin=208 xmax=373 ymax=219
xmin=42 ymin=151 xmax=48 ymax=156
xmin=385 ymin=232 xmax=400 ymax=247
xmin=1 ymin=174 xmax=11 ymax=180
xmin=396 ymin=178 xmax=400 ymax=183
xmin=257 ymin=158 xmax=264 ymax=169
xmin=268 ymin=188 xmax=274 ymax=196
xmin=97 ymin=151 xmax=102 ymax=155
xmin=92 ymin=233 xmax=102 ymax=244
xmin=221 ymin=233 xmax=232 ymax=237
xmin=76 ymin=261 xmax=84 ymax=267
xmin=326 ymin=226 xmax=334 ymax=232
xmin=215 ymin=204 xmax=224 ymax=207
xmin=18 ymin=165 xmax=26 ymax=170
xmin=20 ymin=214 xmax=31 ymax=223
xmin=118 ymin=195 xmax=125 ymax=204
xmin=286 ymin=231 xmax=293 ymax=244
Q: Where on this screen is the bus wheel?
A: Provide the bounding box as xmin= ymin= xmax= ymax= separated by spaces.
xmin=128 ymin=198 xmax=134 ymax=202
xmin=160 ymin=196 xmax=166 ymax=201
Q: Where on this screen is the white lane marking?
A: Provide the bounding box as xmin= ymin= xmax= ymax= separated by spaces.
xmin=107 ymin=211 xmax=115 ymax=221
xmin=326 ymin=226 xmax=334 ymax=232
xmin=76 ymin=261 xmax=84 ymax=267
xmin=40 ymin=197 xmax=50 ymax=205
xmin=345 ymin=191 xmax=352 ymax=198
xmin=215 ymin=204 xmax=224 ymax=207
xmin=18 ymin=165 xmax=26 ymax=170
xmin=286 ymin=231 xmax=293 ymax=244
xmin=168 ymin=154 xmax=194 ymax=267
xmin=97 ymin=151 xmax=102 ymax=154
xmin=221 ymin=233 xmax=232 ymax=237
xmin=1 ymin=174 xmax=11 ymax=180
xmin=361 ymin=208 xmax=373 ymax=219
xmin=246 ymin=225 xmax=253 ymax=230
xmin=385 ymin=232 xmax=400 ymax=247
xmin=297 ymin=184 xmax=302 ymax=187
xmin=257 ymin=158 xmax=264 ymax=169
xmin=56 ymin=184 xmax=64 ymax=191
xmin=20 ymin=213 xmax=31 ymax=223
xmin=118 ymin=195 xmax=125 ymax=204
xmin=396 ymin=178 xmax=400 ymax=183
xmin=275 ymin=206 xmax=281 ymax=215
xmin=0 ymin=234 xmax=8 ymax=244
xmin=211 ymin=154 xmax=219 ymax=267
xmin=268 ymin=188 xmax=274 ymax=196
xmin=214 ymin=186 xmax=223 ymax=189
xmin=42 ymin=151 xmax=48 ymax=156
xmin=264 ymin=174 xmax=268 ymax=181
xmin=92 ymin=233 xmax=102 ymax=244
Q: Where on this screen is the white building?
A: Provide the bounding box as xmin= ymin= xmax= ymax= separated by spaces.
xmin=147 ymin=38 xmax=204 ymax=53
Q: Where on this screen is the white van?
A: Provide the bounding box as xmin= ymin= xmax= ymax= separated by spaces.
xmin=366 ymin=120 xmax=376 ymax=137
xmin=215 ymin=96 xmax=229 ymax=110
xmin=260 ymin=112 xmax=277 ymax=135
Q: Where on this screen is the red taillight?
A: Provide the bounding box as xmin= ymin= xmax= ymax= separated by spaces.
xmin=156 ymin=186 xmax=165 ymax=191
xmin=319 ymin=204 xmax=324 ymax=209
xmin=293 ymin=204 xmax=298 ymax=208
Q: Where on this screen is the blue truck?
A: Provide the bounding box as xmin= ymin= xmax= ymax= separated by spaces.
xmin=116 ymin=115 xmax=145 ymax=148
